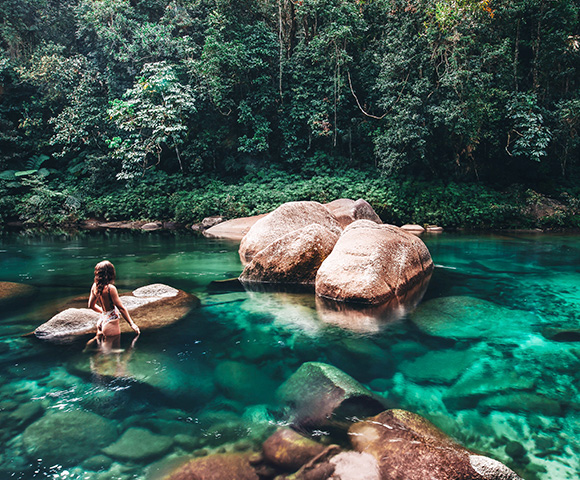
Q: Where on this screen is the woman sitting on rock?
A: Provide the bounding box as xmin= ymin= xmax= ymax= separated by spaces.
xmin=88 ymin=260 xmax=140 ymax=338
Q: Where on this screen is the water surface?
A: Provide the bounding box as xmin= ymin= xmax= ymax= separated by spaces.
xmin=0 ymin=230 xmax=578 ymax=479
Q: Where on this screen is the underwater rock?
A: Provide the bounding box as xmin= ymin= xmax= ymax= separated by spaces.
xmin=478 ymin=393 xmax=562 ymax=416
xmin=22 ymin=410 xmax=117 ymax=465
xmin=81 ymin=454 xmax=113 ymax=471
xmin=348 ymin=409 xmax=522 ymax=480
xmin=0 ymin=281 xmax=37 ymax=307
xmin=102 ymin=427 xmax=173 ymax=462
xmin=203 ymin=214 xmax=267 ymax=241
xmin=239 ymin=224 xmax=339 ymax=286
xmin=315 ymin=220 xmax=433 ymax=305
xmin=443 ymin=360 xmax=537 ymax=410
xmin=7 ymin=401 xmax=44 ymax=429
xmin=163 ymin=452 xmax=259 ymax=480
xmin=276 ymin=361 xmax=386 ymax=429
xmin=214 ymin=360 xmax=278 ymax=404
xmin=399 ymin=348 xmax=479 ymax=384
xmin=239 ymin=201 xmax=342 ymax=264
xmin=324 ymin=198 xmax=382 ymax=228
xmin=262 ymin=427 xmax=326 ymax=472
xmin=410 ymin=296 xmax=538 ymax=341
xmin=35 ymin=283 xmax=199 ymax=341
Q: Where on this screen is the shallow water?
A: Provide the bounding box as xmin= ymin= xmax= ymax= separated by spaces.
xmin=0 ymin=230 xmax=578 ymax=479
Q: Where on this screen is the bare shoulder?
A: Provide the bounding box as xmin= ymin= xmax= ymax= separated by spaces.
xmin=108 ymin=284 xmax=120 ymax=296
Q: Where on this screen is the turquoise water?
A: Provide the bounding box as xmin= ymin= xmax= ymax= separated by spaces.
xmin=0 ymin=230 xmax=578 ymax=479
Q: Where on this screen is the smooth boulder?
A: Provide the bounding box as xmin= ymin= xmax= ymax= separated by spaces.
xmin=203 ymin=214 xmax=267 ymax=241
xmin=276 ymin=362 xmax=386 ymax=428
xmin=349 ymin=409 xmax=521 ymax=480
xmin=324 ymin=199 xmax=382 ymax=228
xmin=35 ymin=283 xmax=198 ymax=341
xmin=315 ymin=220 xmax=433 ymax=305
xmin=262 ymin=427 xmax=326 ymax=472
xmin=0 ymin=281 xmax=36 ymax=307
xmin=239 ymin=202 xmax=342 ymax=264
xmin=239 ymin=224 xmax=339 ymax=285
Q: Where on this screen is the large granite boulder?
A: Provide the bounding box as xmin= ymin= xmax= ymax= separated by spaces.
xmin=239 ymin=202 xmax=342 ymax=264
xmin=164 ymin=452 xmax=259 ymax=480
xmin=276 ymin=362 xmax=386 ymax=428
xmin=203 ymin=214 xmax=267 ymax=241
xmin=348 ymin=409 xmax=521 ymax=480
xmin=315 ymin=220 xmax=433 ymax=305
xmin=0 ymin=281 xmax=37 ymax=307
xmin=239 ymin=224 xmax=339 ymax=285
xmin=22 ymin=410 xmax=117 ymax=466
xmin=35 ymin=284 xmax=198 ymax=342
xmin=324 ymin=199 xmax=382 ymax=228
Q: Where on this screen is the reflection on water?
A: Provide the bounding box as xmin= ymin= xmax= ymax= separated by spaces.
xmin=0 ymin=230 xmax=579 ymax=479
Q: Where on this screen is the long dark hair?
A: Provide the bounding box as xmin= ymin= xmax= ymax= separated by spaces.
xmin=94 ymin=260 xmax=116 ymax=297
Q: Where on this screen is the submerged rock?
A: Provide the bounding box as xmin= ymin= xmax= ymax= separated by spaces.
xmin=239 ymin=201 xmax=342 ymax=264
xmin=0 ymin=281 xmax=37 ymax=307
xmin=410 ymin=296 xmax=538 ymax=341
xmin=102 ymin=427 xmax=173 ymax=462
xmin=324 ymin=199 xmax=382 ymax=228
xmin=262 ymin=428 xmax=326 ymax=472
xmin=163 ymin=452 xmax=259 ymax=480
xmin=315 ymin=220 xmax=433 ymax=305
xmin=22 ymin=410 xmax=117 ymax=466
xmin=239 ymin=224 xmax=339 ymax=286
xmin=276 ymin=362 xmax=386 ymax=428
xmin=214 ymin=360 xmax=278 ymax=404
xmin=34 ymin=283 xmax=199 ymax=342
xmin=348 ymin=409 xmax=522 ymax=480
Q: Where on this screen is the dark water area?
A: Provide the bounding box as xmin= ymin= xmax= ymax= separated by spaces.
xmin=0 ymin=230 xmax=578 ymax=479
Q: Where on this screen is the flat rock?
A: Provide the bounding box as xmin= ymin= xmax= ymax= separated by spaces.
xmin=102 ymin=427 xmax=173 ymax=462
xmin=276 ymin=362 xmax=386 ymax=428
xmin=142 ymin=222 xmax=163 ymax=231
xmin=399 ymin=349 xmax=479 ymax=384
xmin=410 ymin=296 xmax=538 ymax=341
xmin=239 ymin=223 xmax=339 ymax=285
xmin=401 ymin=224 xmax=425 ymax=233
xmin=324 ymin=199 xmax=382 ymax=228
xmin=315 ymin=220 xmax=433 ymax=305
xmin=204 ymin=214 xmax=267 ymax=241
xmin=22 ymin=410 xmax=117 ymax=466
xmin=35 ymin=283 xmax=198 ymax=342
xmin=349 ymin=409 xmax=521 ymax=480
xmin=239 ymin=202 xmax=342 ymax=264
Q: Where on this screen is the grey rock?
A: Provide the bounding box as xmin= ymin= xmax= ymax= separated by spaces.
xmin=22 ymin=410 xmax=117 ymax=465
xmin=469 ymin=455 xmax=523 ymax=479
xmin=102 ymin=427 xmax=173 ymax=462
xmin=81 ymin=454 xmax=113 ymax=471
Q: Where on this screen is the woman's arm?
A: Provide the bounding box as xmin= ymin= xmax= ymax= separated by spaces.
xmin=88 ymin=284 xmax=103 ymax=314
xmin=109 ymin=285 xmax=140 ymax=334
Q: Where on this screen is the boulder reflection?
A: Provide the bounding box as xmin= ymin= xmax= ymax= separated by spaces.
xmin=316 ymin=275 xmax=432 ymax=333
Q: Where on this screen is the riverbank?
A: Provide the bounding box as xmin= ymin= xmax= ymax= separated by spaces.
xmin=1 ymin=170 xmax=579 ymax=231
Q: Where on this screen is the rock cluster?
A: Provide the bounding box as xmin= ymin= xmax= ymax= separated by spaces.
xmin=237 ymin=200 xmax=433 ymax=307
xmin=34 ymin=283 xmax=199 ymax=342
xmin=163 ymin=361 xmax=522 ymax=480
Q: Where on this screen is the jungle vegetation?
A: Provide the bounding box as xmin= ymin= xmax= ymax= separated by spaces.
xmin=0 ymin=0 xmax=579 ymax=227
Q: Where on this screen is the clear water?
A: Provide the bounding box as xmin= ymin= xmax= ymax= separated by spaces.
xmin=0 ymin=230 xmax=578 ymax=479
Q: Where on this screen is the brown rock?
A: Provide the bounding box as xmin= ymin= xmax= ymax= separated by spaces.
xmin=315 ymin=220 xmax=433 ymax=305
xmin=201 ymin=216 xmax=224 ymax=229
xmin=239 ymin=224 xmax=339 ymax=285
xmin=34 ymin=284 xmax=199 ymax=341
xmin=203 ymin=214 xmax=267 ymax=241
xmin=262 ymin=428 xmax=326 ymax=472
xmin=400 ymin=224 xmax=425 ymax=233
xmin=239 ymin=202 xmax=342 ymax=264
xmin=349 ymin=410 xmax=521 ymax=480
xmin=164 ymin=452 xmax=259 ymax=480
xmin=324 ymin=199 xmax=382 ymax=228
xmin=0 ymin=281 xmax=36 ymax=307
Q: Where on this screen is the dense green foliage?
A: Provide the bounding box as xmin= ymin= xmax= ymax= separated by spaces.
xmin=1 ymin=0 xmax=579 ymax=227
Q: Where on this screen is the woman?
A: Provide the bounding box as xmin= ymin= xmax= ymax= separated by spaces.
xmin=88 ymin=260 xmax=140 ymax=337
